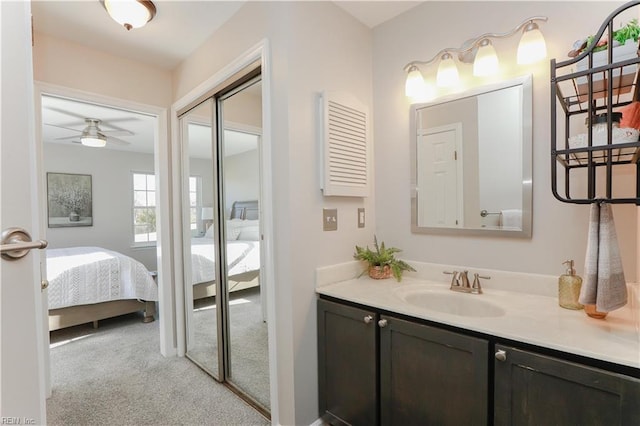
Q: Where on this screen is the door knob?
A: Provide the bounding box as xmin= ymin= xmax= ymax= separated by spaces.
xmin=1 ymin=227 xmax=47 ymax=261
xmin=41 ymin=280 xmax=49 ymax=290
xmin=378 ymin=319 xmax=388 ymax=328
xmin=495 ymin=349 xmax=507 ymax=362
xmin=363 ymin=315 xmax=373 ymax=324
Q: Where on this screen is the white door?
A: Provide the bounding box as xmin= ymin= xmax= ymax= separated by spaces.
xmin=0 ymin=1 xmax=47 ymax=422
xmin=417 ymin=123 xmax=463 ymax=227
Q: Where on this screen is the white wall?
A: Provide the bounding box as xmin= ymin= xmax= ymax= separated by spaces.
xmin=373 ymin=1 xmax=637 ymax=279
xmin=43 ymin=144 xmax=157 ymax=270
xmin=225 ymin=149 xmax=260 ymax=215
xmin=174 ymin=2 xmax=374 ymax=424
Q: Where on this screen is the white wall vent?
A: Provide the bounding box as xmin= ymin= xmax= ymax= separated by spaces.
xmin=319 ymin=91 xmax=370 ymax=197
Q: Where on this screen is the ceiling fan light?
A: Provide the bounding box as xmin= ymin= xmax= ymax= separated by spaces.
xmin=80 ymin=119 xmax=107 ymax=147
xmin=81 ymin=135 xmax=107 ymax=148
xmin=103 ymin=0 xmax=156 ymax=31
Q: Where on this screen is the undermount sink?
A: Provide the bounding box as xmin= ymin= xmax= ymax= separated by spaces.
xmin=397 ymin=288 xmax=506 ymax=318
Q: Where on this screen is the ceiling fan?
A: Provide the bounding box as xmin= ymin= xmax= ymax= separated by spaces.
xmin=43 ymin=106 xmax=135 ymax=148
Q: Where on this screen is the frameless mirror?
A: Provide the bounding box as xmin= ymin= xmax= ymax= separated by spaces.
xmin=411 ymin=75 xmax=532 ymax=237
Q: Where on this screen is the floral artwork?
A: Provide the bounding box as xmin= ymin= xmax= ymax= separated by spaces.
xmin=47 ymin=173 xmax=93 ymax=227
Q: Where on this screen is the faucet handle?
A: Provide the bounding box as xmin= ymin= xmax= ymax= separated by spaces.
xmin=471 ymin=273 xmax=491 ymax=294
xmin=443 ymin=270 xmax=459 ymax=288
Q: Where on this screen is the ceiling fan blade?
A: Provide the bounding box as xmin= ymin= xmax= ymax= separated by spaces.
xmin=44 ymin=122 xmax=83 ymax=133
xmin=55 ymin=135 xmax=83 ymax=140
xmin=43 ymin=106 xmax=88 ymax=122
xmin=102 ymin=129 xmax=134 ymax=136
xmin=106 ymin=136 xmax=131 ymax=146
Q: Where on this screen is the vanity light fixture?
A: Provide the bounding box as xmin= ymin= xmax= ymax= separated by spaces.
xmin=404 ymin=16 xmax=548 ymax=98
xmin=102 ymin=0 xmax=157 ymax=31
xmin=80 ymin=119 xmax=107 ymax=148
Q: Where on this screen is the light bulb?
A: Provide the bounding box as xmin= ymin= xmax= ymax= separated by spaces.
xmin=436 ymin=53 xmax=459 ymax=87
xmin=473 ymin=39 xmax=500 ymax=77
xmin=405 ymin=66 xmax=426 ymax=98
xmin=517 ymin=22 xmax=547 ymax=64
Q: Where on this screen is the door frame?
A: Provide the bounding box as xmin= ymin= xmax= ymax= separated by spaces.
xmin=170 ymin=39 xmax=278 ymax=421
xmin=33 ymin=82 xmax=174 ymax=357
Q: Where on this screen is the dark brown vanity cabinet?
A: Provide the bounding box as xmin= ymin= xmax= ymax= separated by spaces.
xmin=317 ymin=298 xmax=488 ymax=426
xmin=379 ymin=315 xmax=488 ymax=426
xmin=494 ymin=345 xmax=640 ymax=426
xmin=319 ymin=297 xmax=640 ymax=425
xmin=317 ymin=298 xmax=378 ymax=426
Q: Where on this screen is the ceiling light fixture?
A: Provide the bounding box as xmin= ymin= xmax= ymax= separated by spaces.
xmin=403 ymin=16 xmax=548 ymax=99
xmin=80 ymin=119 xmax=107 ymax=148
xmin=102 ymin=0 xmax=157 ymax=31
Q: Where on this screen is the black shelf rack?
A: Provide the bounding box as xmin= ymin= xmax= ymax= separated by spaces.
xmin=551 ymin=1 xmax=640 ymax=205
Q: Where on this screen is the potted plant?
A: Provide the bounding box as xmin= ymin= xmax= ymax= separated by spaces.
xmin=354 ymin=236 xmax=416 ymax=282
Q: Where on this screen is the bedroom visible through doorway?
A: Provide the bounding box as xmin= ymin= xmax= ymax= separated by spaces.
xmin=39 ymin=91 xmax=163 ymax=388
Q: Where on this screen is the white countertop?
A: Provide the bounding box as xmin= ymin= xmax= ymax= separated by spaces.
xmin=316 ymin=262 xmax=640 ymax=369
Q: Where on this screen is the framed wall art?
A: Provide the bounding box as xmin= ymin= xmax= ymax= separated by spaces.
xmin=47 ymin=172 xmax=93 ymax=227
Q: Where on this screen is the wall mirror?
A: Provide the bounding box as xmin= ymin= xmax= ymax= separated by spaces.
xmin=411 ymin=75 xmax=532 ymax=237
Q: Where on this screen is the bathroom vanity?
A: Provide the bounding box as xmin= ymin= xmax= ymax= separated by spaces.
xmin=316 ymin=264 xmax=640 ymax=425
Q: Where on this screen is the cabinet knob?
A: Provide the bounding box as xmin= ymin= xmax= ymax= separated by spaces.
xmin=378 ymin=319 xmax=388 ymax=328
xmin=363 ymin=315 xmax=373 ymax=324
xmin=495 ymin=349 xmax=507 ymax=362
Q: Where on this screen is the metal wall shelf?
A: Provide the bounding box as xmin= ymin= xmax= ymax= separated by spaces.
xmin=551 ymin=1 xmax=640 ymax=205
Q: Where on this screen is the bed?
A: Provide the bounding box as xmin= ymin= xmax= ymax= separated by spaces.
xmin=46 ymin=247 xmax=158 ymax=331
xmin=190 ymin=200 xmax=261 ymax=300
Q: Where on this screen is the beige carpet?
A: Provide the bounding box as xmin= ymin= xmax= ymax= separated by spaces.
xmin=47 ymin=308 xmax=269 ymax=425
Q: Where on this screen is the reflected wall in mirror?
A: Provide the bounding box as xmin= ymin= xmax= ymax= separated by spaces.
xmin=411 ymin=75 xmax=533 ymax=237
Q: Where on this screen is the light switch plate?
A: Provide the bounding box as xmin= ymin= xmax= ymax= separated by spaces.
xmin=323 ymin=208 xmax=338 ymax=231
xmin=358 ymin=208 xmax=365 ymax=228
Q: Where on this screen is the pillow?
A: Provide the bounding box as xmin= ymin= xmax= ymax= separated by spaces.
xmin=226 ymin=219 xmax=245 ymax=240
xmin=238 ymin=224 xmax=260 ymax=241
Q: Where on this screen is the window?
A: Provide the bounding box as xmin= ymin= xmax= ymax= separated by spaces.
xmin=189 ymin=176 xmax=202 ymax=236
xmin=133 ymin=172 xmax=156 ymax=245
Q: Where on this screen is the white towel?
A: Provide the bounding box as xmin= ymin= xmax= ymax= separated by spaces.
xmin=579 ymin=203 xmax=627 ymax=312
xmin=499 ymin=209 xmax=522 ymax=229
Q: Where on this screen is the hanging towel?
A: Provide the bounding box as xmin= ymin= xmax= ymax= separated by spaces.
xmin=579 ymin=203 xmax=628 ymax=312
xmin=499 ymin=209 xmax=522 ymax=229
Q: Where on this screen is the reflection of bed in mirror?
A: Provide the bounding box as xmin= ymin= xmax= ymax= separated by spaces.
xmin=46 ymin=247 xmax=158 ymax=331
xmin=191 ymin=200 xmax=261 ymax=300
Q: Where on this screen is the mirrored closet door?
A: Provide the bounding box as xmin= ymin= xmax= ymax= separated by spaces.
xmin=180 ymin=97 xmax=220 ymax=379
xmin=179 ymin=72 xmax=269 ymax=416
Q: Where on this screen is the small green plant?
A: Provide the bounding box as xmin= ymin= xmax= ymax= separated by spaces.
xmin=354 ymin=236 xmax=416 ymax=282
xmin=584 ymin=18 xmax=640 ymax=53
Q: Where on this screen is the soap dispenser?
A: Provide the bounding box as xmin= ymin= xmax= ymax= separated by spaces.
xmin=558 ymin=260 xmax=583 ymax=310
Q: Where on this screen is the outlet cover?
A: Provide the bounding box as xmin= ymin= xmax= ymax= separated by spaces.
xmin=358 ymin=208 xmax=365 ymax=228
xmin=323 ymin=208 xmax=338 ymax=231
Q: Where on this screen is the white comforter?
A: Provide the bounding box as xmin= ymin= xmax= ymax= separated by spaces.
xmin=190 ymin=238 xmax=260 ymax=284
xmin=46 ymin=247 xmax=158 ymax=310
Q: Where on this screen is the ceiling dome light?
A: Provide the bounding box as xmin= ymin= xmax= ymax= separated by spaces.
xmin=436 ymin=53 xmax=459 ymax=88
xmin=80 ymin=119 xmax=107 ymax=147
xmin=103 ymin=0 xmax=156 ymax=31
xmin=517 ymin=21 xmax=547 ymax=64
xmin=473 ymin=39 xmax=500 ymax=77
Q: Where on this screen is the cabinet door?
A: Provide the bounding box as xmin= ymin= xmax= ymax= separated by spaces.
xmin=317 ymin=299 xmax=378 ymax=426
xmin=379 ymin=315 xmax=489 ymax=426
xmin=494 ymin=344 xmax=640 ymax=426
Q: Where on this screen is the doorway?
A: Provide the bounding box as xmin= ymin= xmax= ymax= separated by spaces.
xmin=179 ymin=71 xmax=270 ymax=415
xmin=36 ymin=86 xmax=172 ymax=397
